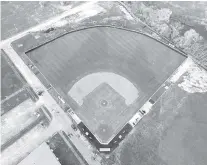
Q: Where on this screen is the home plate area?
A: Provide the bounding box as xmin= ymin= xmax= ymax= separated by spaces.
xmin=80 ymin=83 xmax=128 ymax=144
xmin=68 ymin=72 xmax=139 ymax=144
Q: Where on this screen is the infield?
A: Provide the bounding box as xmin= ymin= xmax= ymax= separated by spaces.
xmin=68 ymin=72 xmax=139 ymax=106
xmin=69 ymin=71 xmax=139 ymax=144
xmin=77 ymin=83 xmax=130 ymax=144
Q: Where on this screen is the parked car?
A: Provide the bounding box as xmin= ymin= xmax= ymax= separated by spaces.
xmin=37 ymin=90 xmax=44 ymax=96
xmin=71 ymin=124 xmax=77 ymax=131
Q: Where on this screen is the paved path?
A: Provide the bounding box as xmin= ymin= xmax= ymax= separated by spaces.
xmin=0 ymin=1 xmax=96 ymax=48
xmin=1 ymin=2 xmax=102 ymax=164
xmin=3 ymin=43 xmax=101 ymax=165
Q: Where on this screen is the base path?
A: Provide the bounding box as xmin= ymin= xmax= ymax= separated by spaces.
xmin=69 ymin=72 xmax=139 ymax=106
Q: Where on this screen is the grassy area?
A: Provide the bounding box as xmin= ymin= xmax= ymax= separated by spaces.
xmin=1 ymin=99 xmax=37 ymax=146
xmin=103 ymin=75 xmax=207 ymax=165
xmin=1 ymin=123 xmax=48 ymax=165
xmin=1 ymin=89 xmax=30 ymax=115
xmin=1 ymin=51 xmax=24 ymax=100
xmin=125 ymin=1 xmax=207 ymax=69
xmin=47 ymin=133 xmax=83 ymax=165
xmin=1 ymin=1 xmax=67 ymax=39
xmin=26 ymin=27 xmax=185 ymax=110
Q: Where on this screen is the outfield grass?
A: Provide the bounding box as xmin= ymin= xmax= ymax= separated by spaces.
xmin=26 ymin=27 xmax=185 ymax=103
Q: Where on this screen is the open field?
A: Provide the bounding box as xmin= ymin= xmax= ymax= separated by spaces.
xmin=1 ymin=99 xmax=37 ymax=146
xmin=1 ymin=1 xmax=66 ymax=40
xmin=1 ymin=88 xmax=30 ymax=115
xmin=1 ymin=51 xmax=24 ymax=100
xmin=1 ymin=104 xmax=49 ymax=152
xmin=124 ymin=1 xmax=207 ymax=69
xmin=0 ymin=123 xmax=48 ymax=165
xmin=1 ymin=50 xmax=37 ymax=117
xmin=104 ymin=72 xmax=207 ymax=165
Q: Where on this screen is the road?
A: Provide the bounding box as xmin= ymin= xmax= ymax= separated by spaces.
xmin=1 ymin=2 xmax=102 ymax=164
xmin=3 ymin=43 xmax=101 ymax=165
xmin=0 ymin=1 xmax=97 ymax=48
xmin=3 ymin=44 xmax=101 ymax=165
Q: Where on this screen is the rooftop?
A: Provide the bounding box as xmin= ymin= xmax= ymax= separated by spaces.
xmin=18 ymin=142 xmax=61 ymax=165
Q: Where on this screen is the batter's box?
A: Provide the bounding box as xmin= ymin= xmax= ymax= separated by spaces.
xmin=75 ymin=83 xmax=132 ymax=144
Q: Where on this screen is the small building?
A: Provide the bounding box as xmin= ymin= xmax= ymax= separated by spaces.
xmin=99 ymin=148 xmax=110 ymax=152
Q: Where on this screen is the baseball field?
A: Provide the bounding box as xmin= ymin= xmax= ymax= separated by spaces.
xmin=26 ymin=26 xmax=186 ymax=143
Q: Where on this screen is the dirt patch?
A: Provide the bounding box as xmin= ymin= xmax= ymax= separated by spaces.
xmin=68 ymin=72 xmax=138 ymax=106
